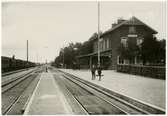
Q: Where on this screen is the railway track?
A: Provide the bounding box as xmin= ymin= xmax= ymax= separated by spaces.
xmin=52 ymin=69 xmax=165 ymax=115
xmin=2 ymin=67 xmax=43 ymax=115
xmin=2 ymin=68 xmax=33 ymax=77
xmin=2 ymin=68 xmax=38 ymax=93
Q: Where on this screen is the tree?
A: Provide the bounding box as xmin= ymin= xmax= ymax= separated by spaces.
xmin=78 ymin=40 xmax=93 ymax=55
xmin=156 ymin=39 xmax=165 ymax=65
xmin=141 ymin=36 xmax=159 ymax=65
xmin=53 ymin=42 xmax=83 ymax=68
xmin=53 ymin=31 xmax=104 ymax=68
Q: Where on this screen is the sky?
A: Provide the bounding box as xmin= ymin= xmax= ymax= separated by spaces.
xmin=2 ymin=1 xmax=166 ymax=63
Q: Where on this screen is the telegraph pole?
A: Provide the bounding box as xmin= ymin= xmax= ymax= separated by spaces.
xmin=27 ymin=40 xmax=28 ymax=62
xmin=63 ymin=47 xmax=65 ymax=68
xmin=36 ymin=53 xmax=38 ymax=65
xmin=26 ymin=40 xmax=29 ymax=69
xmin=98 ymin=1 xmax=100 ymax=66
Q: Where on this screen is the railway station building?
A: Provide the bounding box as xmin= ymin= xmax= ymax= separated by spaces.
xmin=77 ymin=16 xmax=157 ymax=70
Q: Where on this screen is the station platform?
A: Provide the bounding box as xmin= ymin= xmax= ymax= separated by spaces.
xmin=60 ymin=69 xmax=165 ymax=110
xmin=24 ymin=71 xmax=73 ymax=115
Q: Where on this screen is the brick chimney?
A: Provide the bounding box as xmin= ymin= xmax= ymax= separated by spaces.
xmin=117 ymin=18 xmax=126 ymax=24
xmin=112 ymin=23 xmax=117 ymax=28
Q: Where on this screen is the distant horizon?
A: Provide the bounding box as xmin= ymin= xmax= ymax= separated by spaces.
xmin=2 ymin=1 xmax=166 ymax=63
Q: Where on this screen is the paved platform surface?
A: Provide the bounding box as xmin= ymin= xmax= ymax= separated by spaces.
xmin=24 ymin=71 xmax=73 ymax=115
xmin=60 ymin=69 xmax=165 ymax=109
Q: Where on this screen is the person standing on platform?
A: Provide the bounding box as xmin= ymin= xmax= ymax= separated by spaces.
xmin=97 ymin=65 xmax=102 ymax=81
xmin=46 ymin=66 xmax=48 ymax=72
xmin=91 ymin=65 xmax=96 ymax=80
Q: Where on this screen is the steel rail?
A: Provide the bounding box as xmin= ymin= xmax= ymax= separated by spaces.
xmin=61 ymin=73 xmax=131 ymax=114
xmin=52 ymin=69 xmax=128 ymax=114
xmin=2 ymin=70 xmax=33 ymax=86
xmin=2 ymin=67 xmax=34 ymax=77
xmin=2 ymin=68 xmax=39 ymax=93
xmin=58 ymin=69 xmax=165 ymax=114
xmin=2 ymin=70 xmax=40 ymax=115
xmin=52 ymin=73 xmax=89 ymax=115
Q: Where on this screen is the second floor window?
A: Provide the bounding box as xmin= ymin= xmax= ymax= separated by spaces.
xmin=137 ymin=37 xmax=144 ymax=46
xmin=121 ymin=37 xmax=128 ymax=48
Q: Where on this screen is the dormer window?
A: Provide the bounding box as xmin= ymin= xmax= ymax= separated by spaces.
xmin=129 ymin=26 xmax=136 ymax=34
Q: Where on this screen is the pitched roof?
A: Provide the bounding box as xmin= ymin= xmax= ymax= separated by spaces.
xmin=102 ymin=16 xmax=158 ymax=37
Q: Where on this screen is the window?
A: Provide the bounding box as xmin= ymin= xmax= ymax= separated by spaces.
xmin=107 ymin=39 xmax=109 ymax=49
xmin=100 ymin=40 xmax=103 ymax=51
xmin=103 ymin=40 xmax=105 ymax=51
xmin=137 ymin=37 xmax=143 ymax=46
xmin=121 ymin=37 xmax=128 ymax=47
xmin=129 ymin=26 xmax=136 ymax=34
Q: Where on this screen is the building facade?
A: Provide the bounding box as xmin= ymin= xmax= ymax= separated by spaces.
xmin=77 ymin=16 xmax=157 ymax=70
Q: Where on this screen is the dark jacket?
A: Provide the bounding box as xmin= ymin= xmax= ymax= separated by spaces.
xmin=97 ymin=66 xmax=102 ymax=74
xmin=91 ymin=66 xmax=96 ymax=73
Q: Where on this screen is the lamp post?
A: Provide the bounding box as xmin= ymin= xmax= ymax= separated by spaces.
xmin=97 ymin=1 xmax=101 ymax=67
xmin=27 ymin=40 xmax=28 ymax=63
